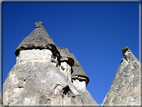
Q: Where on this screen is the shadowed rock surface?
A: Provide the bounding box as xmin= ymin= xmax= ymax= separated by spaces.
xmin=102 ymin=47 xmax=141 ymax=106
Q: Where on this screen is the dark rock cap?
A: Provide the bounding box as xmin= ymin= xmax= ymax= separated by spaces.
xmin=15 ymin=22 xmax=60 ymax=56
xmin=57 ymin=47 xmax=74 ymax=67
xmin=122 ymin=46 xmax=131 ymax=53
xmin=122 ymin=46 xmax=131 ymax=57
xmin=57 ymin=47 xmax=89 ymax=85
xmin=70 ymin=52 xmax=89 ymax=85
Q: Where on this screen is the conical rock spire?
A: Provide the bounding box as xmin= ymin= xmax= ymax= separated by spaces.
xmin=102 ymin=46 xmax=141 ymax=106
xmin=15 ymin=22 xmax=59 ymax=57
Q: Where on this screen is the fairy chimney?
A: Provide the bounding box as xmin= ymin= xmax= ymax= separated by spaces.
xmin=102 ymin=46 xmax=141 ymax=106
xmin=2 ymin=22 xmax=98 ymax=106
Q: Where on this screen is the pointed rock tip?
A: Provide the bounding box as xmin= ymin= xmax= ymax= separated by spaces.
xmin=34 ymin=21 xmax=44 ymax=28
xmin=122 ymin=46 xmax=130 ymax=53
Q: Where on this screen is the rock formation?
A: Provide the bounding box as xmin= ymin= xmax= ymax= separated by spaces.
xmin=102 ymin=46 xmax=141 ymax=106
xmin=2 ymin=22 xmax=98 ymax=106
xmin=1 ymin=21 xmax=141 ymax=106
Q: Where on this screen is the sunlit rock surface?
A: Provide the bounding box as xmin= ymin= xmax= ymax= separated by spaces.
xmin=16 ymin=49 xmax=52 ymax=63
xmin=3 ymin=61 xmax=83 ymax=105
xmin=102 ymin=47 xmax=141 ymax=106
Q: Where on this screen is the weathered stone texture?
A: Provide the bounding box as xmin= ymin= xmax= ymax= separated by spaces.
xmin=3 ymin=61 xmax=83 ymax=105
xmin=77 ymin=89 xmax=98 ymax=105
xmin=102 ymin=47 xmax=141 ymax=106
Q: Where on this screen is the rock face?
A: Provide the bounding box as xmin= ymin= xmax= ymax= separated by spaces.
xmin=102 ymin=47 xmax=141 ymax=106
xmin=2 ymin=22 xmax=98 ymax=106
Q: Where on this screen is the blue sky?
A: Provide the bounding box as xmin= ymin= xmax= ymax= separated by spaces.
xmin=2 ymin=2 xmax=139 ymax=104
